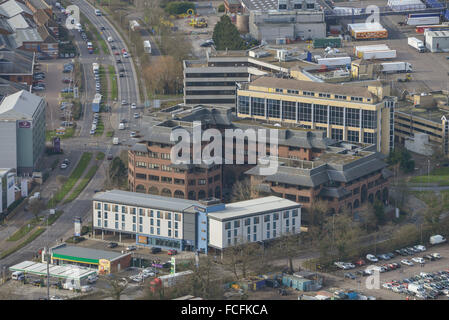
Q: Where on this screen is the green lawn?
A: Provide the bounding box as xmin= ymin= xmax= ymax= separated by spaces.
xmin=109 ymin=65 xmax=118 ymax=101
xmin=46 ymin=127 xmax=75 ymax=141
xmin=0 ymin=228 xmax=46 ymax=260
xmin=96 ymin=152 xmax=105 ymax=160
xmin=7 ymin=217 xmax=41 ymax=242
xmin=409 ymin=167 xmax=449 ymax=185
xmin=106 ymin=130 xmax=114 ymax=137
xmin=94 ymin=118 xmax=104 ymax=137
xmin=64 ymin=165 xmax=99 ymax=204
xmin=47 ymin=152 xmax=93 ymax=208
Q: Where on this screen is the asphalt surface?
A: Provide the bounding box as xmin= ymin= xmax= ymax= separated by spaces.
xmin=0 ymin=0 xmax=141 ymax=269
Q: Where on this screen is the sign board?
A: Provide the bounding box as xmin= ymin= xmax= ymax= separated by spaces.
xmin=99 ymin=259 xmax=111 ymax=274
xmin=18 ymin=121 xmax=31 ymax=129
xmin=6 ymin=173 xmax=15 ymax=207
xmin=20 ymin=179 xmax=28 ymax=197
xmin=73 ymin=216 xmax=81 ymax=237
xmin=138 ymin=235 xmax=148 ymax=244
xmin=194 ymin=206 xmax=206 ymax=213
xmin=153 ymin=99 xmax=160 ymax=109
xmin=53 ymin=137 xmax=61 ymax=153
xmin=170 ymin=257 xmax=176 ymax=274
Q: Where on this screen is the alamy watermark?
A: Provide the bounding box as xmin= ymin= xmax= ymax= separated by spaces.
xmin=170 ymin=121 xmax=279 ymax=175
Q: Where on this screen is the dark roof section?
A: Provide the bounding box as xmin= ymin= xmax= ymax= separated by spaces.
xmin=51 ymin=245 xmax=126 ymax=262
xmin=0 ymin=77 xmax=28 ymax=99
xmin=0 ymin=46 xmax=34 ymax=75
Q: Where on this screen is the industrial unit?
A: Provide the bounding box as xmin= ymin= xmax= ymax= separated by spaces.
xmin=425 ymin=30 xmax=449 ymax=52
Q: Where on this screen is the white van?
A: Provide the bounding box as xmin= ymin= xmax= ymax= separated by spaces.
xmin=95 ymin=9 xmax=101 ymax=16
xmin=430 ymin=235 xmax=447 ymax=245
xmin=12 ymin=271 xmax=24 ymax=280
xmin=107 ymin=36 xmax=113 ymax=42
xmin=113 ymin=137 xmax=119 ymax=145
xmin=118 ymin=123 xmax=125 ymax=130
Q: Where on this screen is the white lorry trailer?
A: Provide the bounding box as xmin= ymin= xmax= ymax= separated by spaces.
xmin=316 ymin=56 xmax=351 ymax=66
xmin=408 ymin=37 xmax=426 ymax=52
xmin=361 ymin=49 xmax=397 ymax=60
xmin=407 ymin=16 xmax=440 ymax=26
xmin=380 ymin=62 xmax=412 ymax=73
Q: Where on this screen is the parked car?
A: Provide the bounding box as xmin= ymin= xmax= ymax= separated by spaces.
xmin=344 ymin=272 xmax=356 ymax=279
xmin=366 ymin=254 xmax=378 ymax=262
xmin=167 ymin=249 xmax=177 ymax=255
xmin=131 ymin=103 xmax=136 ymax=109
xmin=412 ymin=257 xmax=426 ymax=264
xmin=126 ymin=245 xmax=137 ymax=251
xmin=414 ymin=245 xmax=427 ymax=252
xmin=401 ymin=259 xmax=414 ymax=266
xmin=424 ymin=254 xmax=436 ymax=261
xmin=151 ymin=247 xmax=162 ymax=254
xmin=432 ymin=253 xmax=441 ymax=259
xmin=107 ymin=153 xmax=113 ymax=160
xmin=107 ymin=242 xmax=118 ymax=248
xmin=354 ymin=259 xmax=366 ymax=266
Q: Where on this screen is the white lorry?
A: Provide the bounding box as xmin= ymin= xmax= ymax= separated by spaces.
xmin=381 ymin=62 xmax=412 ymax=73
xmin=316 ymin=56 xmax=351 ymax=66
xmin=408 ymin=37 xmax=426 ymax=53
xmin=430 ymin=235 xmax=447 ymax=245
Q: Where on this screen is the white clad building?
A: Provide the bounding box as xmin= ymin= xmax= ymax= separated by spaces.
xmin=208 ymin=196 xmax=301 ymax=250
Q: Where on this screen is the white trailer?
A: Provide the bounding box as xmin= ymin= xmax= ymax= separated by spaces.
xmin=361 ymin=50 xmax=397 ymax=60
xmin=408 ymin=37 xmax=426 ymax=52
xmin=380 ymin=62 xmax=412 ymax=73
xmin=407 ymin=16 xmax=440 ymax=26
xmin=316 ymin=56 xmax=351 ymax=66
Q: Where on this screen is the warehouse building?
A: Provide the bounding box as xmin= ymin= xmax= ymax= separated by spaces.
xmin=425 ymin=30 xmax=449 ymax=52
xmin=236 ymin=76 xmax=396 ymax=155
xmin=0 ymin=90 xmax=46 ymax=173
xmin=241 ymin=0 xmax=326 ymax=42
xmin=49 ymin=244 xmax=132 ymax=274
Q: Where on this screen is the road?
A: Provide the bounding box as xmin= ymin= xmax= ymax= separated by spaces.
xmin=0 ymin=0 xmax=141 ymax=269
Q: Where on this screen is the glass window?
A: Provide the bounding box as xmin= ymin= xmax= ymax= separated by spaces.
xmin=175 ymin=230 xmax=178 ymax=237
xmin=298 ymin=102 xmax=312 ymax=122
xmin=234 ymin=220 xmax=240 ymax=228
xmin=362 ymin=110 xmax=377 ymax=129
xmin=139 ymin=225 xmax=143 ymax=233
xmin=122 ymin=215 xmax=125 ymax=221
xmin=238 ymin=96 xmax=250 ymax=115
xmin=168 ymin=230 xmax=172 ymax=237
xmin=157 ymin=220 xmax=160 ymax=227
xmin=253 ymin=225 xmax=257 ymax=233
xmin=168 ymin=221 xmax=171 ymax=228
xmin=330 ymin=106 xmax=344 ymax=125
xmin=150 ymin=227 xmax=154 ymax=234
xmin=132 ymin=216 xmax=136 ymax=223
xmin=157 ymin=228 xmax=160 ymax=235
xmin=273 ymin=221 xmax=276 ymax=229
xmin=252 ymin=97 xmax=265 ymax=116
xmin=244 ymin=218 xmax=251 ymax=226
xmin=363 ymin=132 xmax=377 ymax=144
xmin=282 ymin=100 xmax=296 ymax=120
xmin=225 ymin=222 xmax=231 ymax=230
xmin=234 ymin=229 xmax=237 ymax=237
xmin=264 ymin=215 xmax=270 ymax=222
xmin=253 ymin=217 xmax=259 ymax=224
xmin=104 ymin=221 xmax=108 ymax=227
xmin=139 ymin=217 xmax=143 ymax=224
xmin=267 ymin=99 xmax=280 ymax=118
xmin=313 ymin=104 xmax=328 ymax=124
xmin=348 ymin=130 xmax=360 ymax=142
xmin=283 ymin=211 xmax=290 ymax=219
xmin=267 ymin=231 xmax=270 ymax=239
xmin=292 ymin=209 xmax=299 ymax=217
xmin=345 ymin=108 xmax=360 ymax=127
xmin=253 ymin=234 xmax=257 ymax=241
xmin=273 ymin=213 xmax=279 ymax=220
xmin=331 ymin=128 xmax=343 ymax=141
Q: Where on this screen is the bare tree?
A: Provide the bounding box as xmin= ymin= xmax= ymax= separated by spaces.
xmin=222 ymin=238 xmax=259 ymax=280
xmin=104 ymin=275 xmax=128 ymax=300
xmin=28 ymin=198 xmax=45 ymax=220
xmin=278 ymin=232 xmax=303 ymax=274
xmin=230 ymin=178 xmax=254 ymax=202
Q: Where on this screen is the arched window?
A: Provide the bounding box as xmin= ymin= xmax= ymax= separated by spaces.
xmin=188 ymin=191 xmax=196 ymax=200
xmin=174 ymin=190 xmax=185 ymax=199
xmin=148 ymin=186 xmax=158 ymax=195
xmin=208 ymin=189 xmax=213 ymax=198
xmin=136 ymin=185 xmax=146 ymax=193
xmin=161 ymin=188 xmax=172 ymax=197
xmin=198 ymin=190 xmax=206 ymax=200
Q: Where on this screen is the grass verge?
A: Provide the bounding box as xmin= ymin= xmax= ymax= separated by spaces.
xmin=96 ymin=152 xmax=105 ymax=160
xmin=7 ymin=218 xmax=41 ymax=242
xmin=109 ymin=65 xmax=118 ymax=100
xmin=47 ymin=210 xmax=64 ymax=226
xmin=47 ymin=152 xmax=93 ymax=208
xmin=0 ymin=228 xmax=46 ymax=260
xmin=63 ymin=165 xmax=99 ymax=204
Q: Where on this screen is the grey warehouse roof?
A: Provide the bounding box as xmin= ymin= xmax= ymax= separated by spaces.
xmin=93 ymin=189 xmax=201 ymax=212
xmin=51 ymin=245 xmax=127 ymax=261
xmin=0 ymin=0 xmax=33 ymax=18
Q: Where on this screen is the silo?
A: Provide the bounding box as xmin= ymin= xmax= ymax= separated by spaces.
xmin=236 ymin=14 xmax=249 ymax=34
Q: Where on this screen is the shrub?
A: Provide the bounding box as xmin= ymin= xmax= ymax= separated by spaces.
xmin=218 ymin=3 xmax=225 ymax=12
xmin=164 ymin=2 xmax=195 ymax=15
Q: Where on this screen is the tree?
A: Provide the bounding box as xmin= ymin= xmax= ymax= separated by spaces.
xmin=222 ymin=239 xmax=259 ymax=280
xmin=230 ymin=178 xmax=253 ymax=202
xmin=164 ymin=1 xmax=195 ymax=15
xmin=107 ymin=156 xmax=128 ymax=189
xmin=187 ymin=256 xmax=225 ymax=299
xmin=143 ymin=56 xmax=183 ymax=95
xmin=387 ymin=148 xmax=415 ymax=173
xmin=104 ymin=275 xmax=128 ymax=300
xmin=373 ymin=199 xmax=386 ymax=226
xmin=28 ymin=198 xmax=45 ymax=220
xmin=212 ymin=15 xmax=246 ymax=50
xmin=278 ymin=232 xmax=303 ymax=274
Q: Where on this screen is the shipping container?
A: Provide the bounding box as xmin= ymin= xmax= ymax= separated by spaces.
xmin=354 ymin=44 xmax=390 ymax=56
xmin=348 ymin=23 xmax=388 ymax=40
xmin=407 ymin=16 xmax=440 ymax=26
xmin=313 ymin=37 xmax=342 ymax=48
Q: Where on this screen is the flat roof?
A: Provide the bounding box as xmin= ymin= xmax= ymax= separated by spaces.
xmin=9 ymin=261 xmax=96 ymax=280
xmin=246 ymin=76 xmax=375 ymax=99
xmin=93 ymin=190 xmax=201 ymax=212
xmin=208 ymin=196 xmax=300 ymax=221
xmin=51 ymin=245 xmax=127 ymax=263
